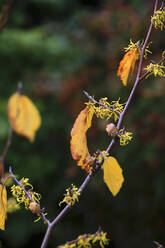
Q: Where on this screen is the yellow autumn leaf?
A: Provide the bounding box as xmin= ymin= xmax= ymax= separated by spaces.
xmin=103 ymin=156 xmax=124 ymax=196
xmin=117 ymin=49 xmax=139 ymax=86
xmin=70 ymin=106 xmax=94 ymax=173
xmin=0 ymin=184 xmax=7 ymax=230
xmin=8 ymin=93 xmax=41 ymax=142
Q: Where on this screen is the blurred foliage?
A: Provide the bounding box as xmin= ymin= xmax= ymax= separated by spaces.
xmin=0 ymin=0 xmax=164 ymax=247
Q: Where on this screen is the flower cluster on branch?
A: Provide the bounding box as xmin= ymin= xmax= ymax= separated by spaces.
xmin=144 ymin=62 xmax=165 ymax=78
xmin=151 ymin=7 xmax=165 ymax=30
xmin=58 ymin=230 xmax=109 ymax=248
xmin=11 ymin=177 xmax=41 ymax=209
xmin=86 ymin=97 xmax=124 ymax=121
xmin=59 ymin=184 xmax=81 ymax=206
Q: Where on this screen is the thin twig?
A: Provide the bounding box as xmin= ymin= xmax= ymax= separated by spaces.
xmin=9 ymin=167 xmax=33 ymax=201
xmin=9 ymin=167 xmax=50 ymax=225
xmin=0 ymin=82 xmax=23 ymax=177
xmin=0 ymin=0 xmax=13 ymax=33
xmin=115 ymin=0 xmax=158 ymax=131
xmin=106 ymin=0 xmax=158 ymax=153
xmin=40 ymin=171 xmax=94 ymax=248
xmin=0 ymin=128 xmax=13 ymax=163
xmin=83 ymin=91 xmax=121 ymax=115
xmin=0 ymin=126 xmax=13 ymax=179
xmin=139 ymin=56 xmax=165 ymax=81
xmin=153 ymin=241 xmax=164 ymax=248
xmin=40 ymin=212 xmax=51 ymax=226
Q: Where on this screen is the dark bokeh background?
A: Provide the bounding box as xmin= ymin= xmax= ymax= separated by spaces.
xmin=0 ymin=0 xmax=164 ymax=247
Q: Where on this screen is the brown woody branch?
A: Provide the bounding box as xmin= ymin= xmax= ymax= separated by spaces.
xmin=40 ymin=0 xmax=159 ymax=247
xmin=5 ymin=0 xmax=159 ymax=247
xmin=40 ymin=1 xmax=159 ymax=247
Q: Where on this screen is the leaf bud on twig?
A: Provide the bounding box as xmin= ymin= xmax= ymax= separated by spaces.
xmin=29 ymin=201 xmax=41 ymax=214
xmin=106 ymin=123 xmax=118 ymax=137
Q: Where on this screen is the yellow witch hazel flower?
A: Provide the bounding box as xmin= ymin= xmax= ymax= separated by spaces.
xmin=151 ymin=7 xmax=165 ymax=30
xmin=87 ymin=97 xmax=124 ymax=122
xmin=144 ymin=62 xmax=165 ymax=78
xmin=95 ymin=150 xmax=109 ymax=164
xmin=143 ymin=42 xmax=152 ymax=59
xmin=11 ymin=177 xmax=41 ymax=209
xmin=21 ymin=178 xmax=30 ymax=186
xmin=11 ymin=184 xmax=30 ymax=208
xmin=58 ymin=230 xmax=109 ymax=248
xmin=124 ymin=39 xmax=152 ymax=59
xmin=92 ymin=231 xmax=109 ymax=248
xmin=59 ymin=184 xmax=81 ymax=206
xmin=124 ymin=39 xmax=141 ymax=54
xmin=118 ymin=129 xmax=133 ymax=146
xmin=124 ymin=39 xmax=152 ymax=57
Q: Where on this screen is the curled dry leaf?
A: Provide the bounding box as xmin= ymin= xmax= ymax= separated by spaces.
xmin=117 ymin=49 xmax=139 ymax=86
xmin=0 ymin=184 xmax=7 ymax=230
xmin=70 ymin=106 xmax=94 ymax=173
xmin=103 ymin=156 xmax=124 ymax=196
xmin=8 ymin=93 xmax=41 ymax=142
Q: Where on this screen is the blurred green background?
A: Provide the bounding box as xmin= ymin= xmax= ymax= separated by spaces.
xmin=0 ymin=0 xmax=164 ymax=247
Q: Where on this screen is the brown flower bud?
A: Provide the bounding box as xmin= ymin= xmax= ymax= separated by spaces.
xmin=29 ymin=201 xmax=40 ymax=214
xmin=106 ymin=123 xmax=118 ymax=137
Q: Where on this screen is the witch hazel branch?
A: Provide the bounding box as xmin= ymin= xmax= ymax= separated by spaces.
xmin=0 ymin=1 xmax=164 ymax=248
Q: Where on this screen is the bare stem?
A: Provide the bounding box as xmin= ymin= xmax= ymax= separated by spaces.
xmin=106 ymin=0 xmax=158 ymax=153
xmin=0 ymin=82 xmax=23 ymax=174
xmin=115 ymin=0 xmax=158 ymax=131
xmin=0 ymin=128 xmax=13 ymax=163
xmin=40 ymin=225 xmax=53 ymax=248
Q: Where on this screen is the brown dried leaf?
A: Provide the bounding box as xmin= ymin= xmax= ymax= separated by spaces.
xmin=70 ymin=106 xmax=94 ymax=173
xmin=117 ymin=49 xmax=139 ymax=86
